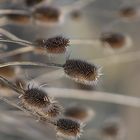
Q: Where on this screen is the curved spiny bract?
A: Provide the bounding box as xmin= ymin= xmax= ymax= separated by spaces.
xmin=63 ymin=59 xmax=102 ymax=85
xmin=55 ymin=118 xmax=84 ymax=139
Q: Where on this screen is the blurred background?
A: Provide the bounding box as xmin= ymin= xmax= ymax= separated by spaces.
xmin=0 ymin=0 xmax=140 ymax=140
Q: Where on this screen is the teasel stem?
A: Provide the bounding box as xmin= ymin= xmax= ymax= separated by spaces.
xmin=0 ymin=9 xmax=30 ymax=15
xmin=46 ymin=87 xmax=140 ymax=108
xmin=0 ymin=28 xmax=32 ymax=44
xmin=0 ymin=95 xmax=55 ymax=125
xmin=0 ymin=38 xmax=33 ymax=46
xmin=0 ymin=75 xmax=23 ymax=94
xmin=0 ymin=46 xmax=35 ymax=58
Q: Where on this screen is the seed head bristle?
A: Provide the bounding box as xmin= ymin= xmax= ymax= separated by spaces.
xmin=33 ymin=6 xmax=61 ymax=23
xmin=43 ymin=36 xmax=70 ymax=54
xmin=6 ymin=14 xmax=31 ymax=24
xmin=56 ymin=118 xmax=83 ymax=139
xmin=100 ymin=32 xmax=132 ymax=49
xmin=63 ymin=59 xmax=102 ymax=85
xmin=64 ymin=105 xmax=95 ymax=122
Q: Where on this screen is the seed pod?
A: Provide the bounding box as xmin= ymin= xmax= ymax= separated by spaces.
xmin=118 ymin=6 xmax=138 ymax=19
xmin=101 ymin=117 xmax=126 ymax=140
xmin=100 ymin=32 xmax=132 ymax=49
xmin=33 ymin=6 xmax=61 ymax=24
xmin=25 ymin=0 xmax=44 ymax=7
xmin=56 ymin=118 xmax=84 ymax=139
xmin=20 ymin=87 xmax=62 ymax=118
xmin=42 ymin=36 xmax=70 ymax=54
xmin=64 ymin=105 xmax=95 ymax=122
xmin=63 ymin=59 xmax=102 ymax=85
xmin=6 ymin=13 xmax=31 ymax=24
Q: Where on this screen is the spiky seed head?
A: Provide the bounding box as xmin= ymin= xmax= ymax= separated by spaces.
xmin=100 ymin=32 xmax=132 ymax=49
xmin=25 ymin=0 xmax=44 ymax=7
xmin=42 ymin=101 xmax=63 ymax=118
xmin=64 ymin=105 xmax=95 ymax=122
xmin=6 ymin=14 xmax=31 ymax=24
xmin=33 ymin=6 xmax=61 ymax=23
xmin=63 ymin=59 xmax=102 ymax=85
xmin=21 ymin=88 xmax=51 ymax=109
xmin=56 ymin=118 xmax=83 ymax=139
xmin=43 ymin=36 xmax=69 ymax=54
xmin=119 ymin=6 xmax=137 ymax=19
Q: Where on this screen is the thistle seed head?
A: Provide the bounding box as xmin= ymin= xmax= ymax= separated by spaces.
xmin=33 ymin=6 xmax=61 ymax=23
xmin=43 ymin=36 xmax=69 ymax=54
xmin=56 ymin=118 xmax=84 ymax=139
xmin=100 ymin=32 xmax=132 ymax=49
xmin=63 ymin=59 xmax=102 ymax=85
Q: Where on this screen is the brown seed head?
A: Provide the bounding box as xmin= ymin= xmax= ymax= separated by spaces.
xmin=63 ymin=59 xmax=101 ymax=85
xmin=100 ymin=32 xmax=128 ymax=49
xmin=119 ymin=6 xmax=137 ymax=19
xmin=21 ymin=88 xmax=50 ymax=109
xmin=43 ymin=36 xmax=69 ymax=54
xmin=64 ymin=105 xmax=94 ymax=122
xmin=56 ymin=118 xmax=83 ymax=138
xmin=25 ymin=0 xmax=44 ymax=7
xmin=6 ymin=14 xmax=31 ymax=24
xmin=33 ymin=6 xmax=61 ymax=23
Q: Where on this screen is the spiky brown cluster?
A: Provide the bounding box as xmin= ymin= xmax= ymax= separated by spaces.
xmin=33 ymin=6 xmax=61 ymax=23
xmin=6 ymin=14 xmax=31 ymax=24
xmin=21 ymin=88 xmax=50 ymax=109
xmin=56 ymin=118 xmax=83 ymax=138
xmin=25 ymin=0 xmax=44 ymax=7
xmin=43 ymin=36 xmax=69 ymax=54
xmin=100 ymin=32 xmax=126 ymax=49
xmin=63 ymin=59 xmax=101 ymax=85
xmin=119 ymin=6 xmax=137 ymax=19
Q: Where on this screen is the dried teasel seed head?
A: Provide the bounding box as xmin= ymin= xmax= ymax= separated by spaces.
xmin=42 ymin=36 xmax=70 ymax=54
xmin=6 ymin=14 xmax=31 ymax=24
xmin=100 ymin=32 xmax=132 ymax=49
xmin=55 ymin=118 xmax=84 ymax=139
xmin=118 ymin=6 xmax=138 ymax=19
xmin=25 ymin=0 xmax=44 ymax=7
xmin=101 ymin=117 xmax=126 ymax=140
xmin=42 ymin=101 xmax=63 ymax=118
xmin=63 ymin=59 xmax=102 ymax=85
xmin=33 ymin=6 xmax=61 ymax=24
xmin=64 ymin=105 xmax=95 ymax=122
xmin=20 ymin=87 xmax=51 ymax=110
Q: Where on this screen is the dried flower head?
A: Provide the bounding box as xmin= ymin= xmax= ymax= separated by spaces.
xmin=100 ymin=32 xmax=132 ymax=49
xmin=25 ymin=0 xmax=44 ymax=7
xmin=64 ymin=105 xmax=95 ymax=122
xmin=119 ymin=6 xmax=138 ymax=19
xmin=19 ymin=86 xmax=62 ymax=118
xmin=42 ymin=36 xmax=70 ymax=54
xmin=56 ymin=118 xmax=84 ymax=139
xmin=6 ymin=13 xmax=31 ymax=24
xmin=33 ymin=6 xmax=61 ymax=23
xmin=63 ymin=59 xmax=102 ymax=85
xmin=101 ymin=117 xmax=126 ymax=140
